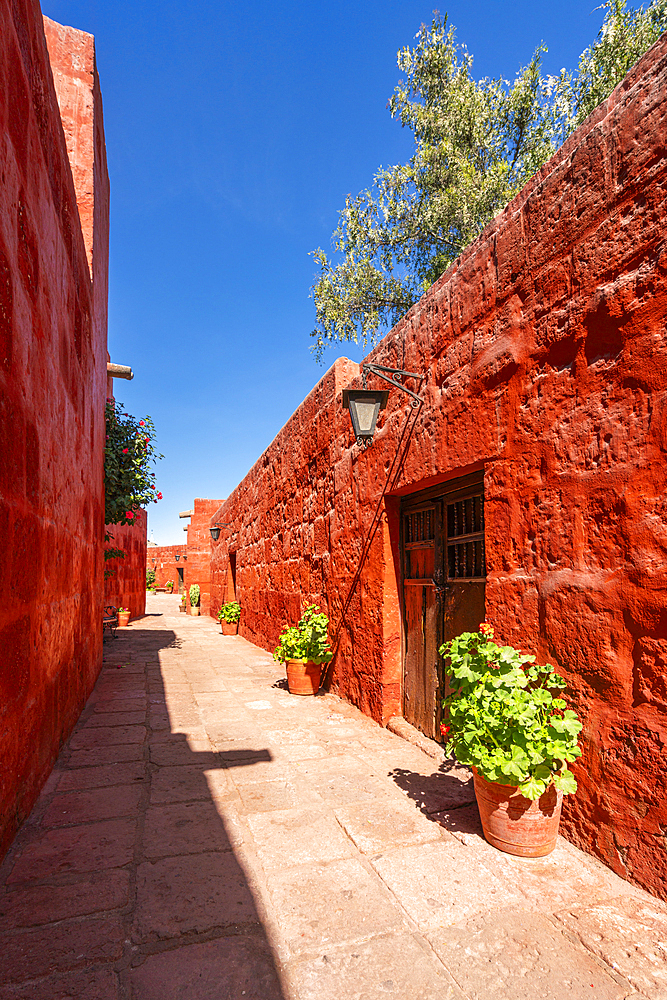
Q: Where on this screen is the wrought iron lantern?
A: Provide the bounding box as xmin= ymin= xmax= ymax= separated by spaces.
xmin=343 ymin=363 xmax=422 ymax=447
xmin=342 ymin=389 xmax=388 ymax=447
xmin=175 ymin=554 xmax=180 ymax=561
xmin=209 ymin=522 xmax=231 ymax=541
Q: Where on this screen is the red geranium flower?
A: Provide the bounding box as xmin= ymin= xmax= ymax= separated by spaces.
xmin=122 ymin=448 xmax=129 ymax=454
xmin=126 ymin=511 xmax=134 ymax=518
xmin=439 ymin=723 xmax=450 ymax=737
xmin=157 ymin=492 xmax=163 ymax=500
xmin=139 ymin=420 xmax=145 ymax=426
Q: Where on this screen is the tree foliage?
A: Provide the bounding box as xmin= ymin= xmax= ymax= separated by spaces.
xmin=311 ymin=0 xmax=667 ymax=359
xmin=105 ymin=401 xmax=163 ymax=526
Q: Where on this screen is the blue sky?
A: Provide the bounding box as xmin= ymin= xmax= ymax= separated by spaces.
xmin=45 ymin=0 xmax=608 ymax=544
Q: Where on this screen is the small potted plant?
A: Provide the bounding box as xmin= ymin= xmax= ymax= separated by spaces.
xmin=117 ymin=606 xmax=130 ymax=627
xmin=165 ymin=580 xmax=174 ymax=594
xmin=189 ymin=584 xmax=200 ymax=616
xmin=218 ymin=601 xmax=240 ymax=636
xmin=439 ymin=622 xmax=582 ymax=857
xmin=179 ymin=593 xmax=187 ymax=613
xmin=273 ymin=605 xmax=333 ymax=695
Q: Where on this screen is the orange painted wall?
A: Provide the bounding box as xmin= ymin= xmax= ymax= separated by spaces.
xmin=186 ymin=499 xmax=224 ymax=615
xmin=210 ymin=37 xmax=667 ymax=900
xmin=0 ymin=3 xmax=108 ymax=859
xmin=148 ymin=544 xmax=187 ymax=593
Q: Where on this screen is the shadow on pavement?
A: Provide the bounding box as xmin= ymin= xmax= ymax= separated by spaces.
xmin=0 ymin=628 xmax=286 ymax=1000
xmin=388 ymin=760 xmax=481 ymax=836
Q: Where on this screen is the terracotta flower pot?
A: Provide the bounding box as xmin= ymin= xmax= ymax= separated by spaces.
xmin=220 ymin=621 xmax=238 ymax=636
xmin=117 ymin=611 xmax=130 ymax=627
xmin=472 ymin=767 xmax=563 ymax=857
xmin=189 ymin=605 xmax=200 ymax=616
xmin=286 ymin=659 xmax=321 ymax=696
xmin=179 ymin=604 xmax=186 ymax=613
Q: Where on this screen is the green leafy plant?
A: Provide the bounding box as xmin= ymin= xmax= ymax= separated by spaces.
xmin=273 ymin=605 xmax=334 ymax=665
xmin=189 ymin=584 xmax=200 ymax=607
xmin=180 ymin=593 xmax=187 ymax=604
xmin=439 ymin=623 xmax=582 ymax=801
xmin=146 ymin=568 xmax=156 ymax=587
xmin=104 ymin=532 xmax=125 ymax=580
xmin=165 ymin=580 xmax=174 ymax=588
xmin=218 ymin=601 xmax=241 ymax=624
xmin=105 ymin=400 xmax=164 ymax=526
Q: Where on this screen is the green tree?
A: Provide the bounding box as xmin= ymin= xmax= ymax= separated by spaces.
xmin=311 ymin=1 xmax=666 ymax=359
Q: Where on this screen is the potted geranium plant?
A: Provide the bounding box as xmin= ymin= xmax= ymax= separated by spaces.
xmin=273 ymin=605 xmax=333 ymax=695
xmin=439 ymin=622 xmax=582 ymax=857
xmin=189 ymin=584 xmax=200 ymax=616
xmin=218 ymin=601 xmax=240 ymax=636
xmin=165 ymin=580 xmax=174 ymax=593
xmin=117 ymin=606 xmax=130 ymax=627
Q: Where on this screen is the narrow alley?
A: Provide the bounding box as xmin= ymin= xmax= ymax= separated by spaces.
xmin=1 ymin=596 xmax=665 ymax=1000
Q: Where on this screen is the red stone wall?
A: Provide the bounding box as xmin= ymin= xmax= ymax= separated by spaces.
xmin=0 ymin=2 xmax=108 ymax=860
xmin=104 ymin=510 xmax=147 ymax=619
xmin=210 ymin=36 xmax=667 ymax=899
xmin=147 ymin=544 xmax=187 ymax=592
xmin=186 ymin=498 xmax=224 ymax=616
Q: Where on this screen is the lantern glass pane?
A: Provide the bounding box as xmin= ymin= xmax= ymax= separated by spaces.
xmin=354 ymin=400 xmax=378 ymax=434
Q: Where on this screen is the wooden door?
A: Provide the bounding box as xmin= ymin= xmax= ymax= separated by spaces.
xmin=401 ymin=474 xmax=486 ymax=741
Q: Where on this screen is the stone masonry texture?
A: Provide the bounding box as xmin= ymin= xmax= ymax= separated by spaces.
xmin=0 ymin=1 xmax=109 ymax=861
xmin=105 ymin=510 xmax=148 ymax=621
xmin=1 ymin=596 xmax=665 ymax=999
xmin=209 ymin=36 xmax=667 ymax=900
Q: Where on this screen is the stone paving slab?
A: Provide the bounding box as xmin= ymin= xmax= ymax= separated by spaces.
xmin=284 ymin=932 xmax=467 ymax=1000
xmin=0 ymin=967 xmax=121 ymax=1000
xmin=428 ymin=908 xmax=633 ymax=1000
xmin=554 ymin=895 xmax=667 ymax=1000
xmin=265 ymin=856 xmax=407 ymax=957
xmin=0 ymin=594 xmax=664 ymax=1000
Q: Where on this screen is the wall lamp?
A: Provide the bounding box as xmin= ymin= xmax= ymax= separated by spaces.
xmin=175 ymin=554 xmax=180 ymax=561
xmin=210 ymin=522 xmax=231 ymax=542
xmin=343 ymin=363 xmax=422 ymax=447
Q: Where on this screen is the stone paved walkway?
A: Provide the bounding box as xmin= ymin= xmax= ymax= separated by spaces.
xmin=1 ymin=596 xmax=666 ymax=1000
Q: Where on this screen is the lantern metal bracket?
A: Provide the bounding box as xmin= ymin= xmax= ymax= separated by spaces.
xmin=361 ymin=363 xmax=423 ymax=408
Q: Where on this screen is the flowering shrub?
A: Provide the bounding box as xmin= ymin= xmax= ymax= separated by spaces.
xmin=439 ymin=623 xmax=582 ymax=801
xmin=105 ymin=401 xmax=163 ymax=526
